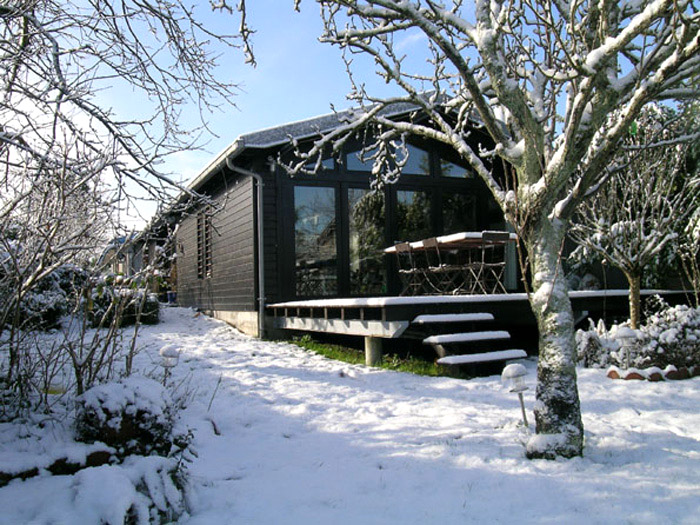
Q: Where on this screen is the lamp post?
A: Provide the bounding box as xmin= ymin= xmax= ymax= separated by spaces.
xmin=159 ymin=345 xmax=180 ymax=385
xmin=501 ymin=363 xmax=529 ymax=427
xmin=615 ymin=327 xmax=638 ymax=369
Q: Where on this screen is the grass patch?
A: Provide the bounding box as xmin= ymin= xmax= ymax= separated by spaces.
xmin=290 ymin=335 xmax=463 ymax=378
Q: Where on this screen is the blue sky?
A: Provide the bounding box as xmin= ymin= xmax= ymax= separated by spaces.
xmin=164 ymin=2 xmax=387 ymax=184
xmin=117 ymin=2 xmax=421 ymax=228
xmin=118 ymin=3 xmax=356 ymax=227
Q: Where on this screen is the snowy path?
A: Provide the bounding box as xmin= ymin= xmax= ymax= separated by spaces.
xmin=1 ymin=307 xmax=696 ymax=524
xmin=146 ymin=308 xmax=699 ymax=524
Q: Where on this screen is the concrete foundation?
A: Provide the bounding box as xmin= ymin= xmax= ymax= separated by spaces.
xmin=364 ymin=337 xmax=383 ymax=366
xmin=210 ymin=310 xmax=259 ymax=337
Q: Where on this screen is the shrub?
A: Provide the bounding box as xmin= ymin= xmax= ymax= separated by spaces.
xmin=89 ymin=277 xmax=160 ymax=328
xmin=637 ymin=303 xmax=700 ymax=369
xmin=575 ymin=319 xmax=618 ymax=368
xmin=2 ymin=265 xmax=88 ymax=329
xmin=75 ymin=376 xmax=174 ymax=457
xmin=576 ymin=301 xmax=700 ymax=370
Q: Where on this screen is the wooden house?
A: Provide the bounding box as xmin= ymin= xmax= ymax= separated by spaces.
xmin=162 ymin=105 xmax=686 ymax=366
xmin=172 ymin=105 xmax=518 ymax=338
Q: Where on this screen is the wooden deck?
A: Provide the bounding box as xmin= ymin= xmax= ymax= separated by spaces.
xmin=269 ymin=290 xmax=685 ymax=332
xmin=267 ymin=290 xmax=688 ymax=365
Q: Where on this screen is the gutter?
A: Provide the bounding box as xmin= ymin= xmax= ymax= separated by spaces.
xmin=188 ymin=139 xmax=245 ymax=192
xmin=225 ymin=159 xmax=266 ymax=339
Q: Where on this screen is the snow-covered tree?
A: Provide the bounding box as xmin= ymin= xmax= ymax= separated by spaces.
xmin=272 ymin=0 xmax=700 ymax=458
xmin=570 ymin=107 xmax=699 ymax=329
xmin=0 ymin=1 xmax=246 ymax=397
xmin=679 ymin=95 xmax=700 ymax=306
xmin=682 ymin=205 xmax=700 ymax=306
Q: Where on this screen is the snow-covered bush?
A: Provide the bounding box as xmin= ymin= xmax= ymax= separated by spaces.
xmin=576 ymin=301 xmax=700 ymax=370
xmin=75 ymin=376 xmax=175 ymax=457
xmin=74 ymin=376 xmax=193 ymax=521
xmin=0 ymin=265 xmax=88 ymax=330
xmin=71 ymin=456 xmax=186 ymax=524
xmin=89 ymin=276 xmax=160 ymax=328
xmin=638 ymin=304 xmax=700 ymax=369
xmin=575 ymin=319 xmax=618 ymax=368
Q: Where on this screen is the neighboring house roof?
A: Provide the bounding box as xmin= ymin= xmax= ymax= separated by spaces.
xmin=97 ymin=233 xmax=138 ymax=268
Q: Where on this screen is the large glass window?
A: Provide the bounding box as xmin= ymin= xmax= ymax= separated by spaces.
xmin=348 ymin=189 xmax=386 ymax=295
xmin=443 ymin=193 xmax=477 ymax=233
xmin=396 ymin=190 xmax=432 ymax=242
xmin=401 ymin=144 xmax=430 ymax=176
xmin=294 ymin=186 xmax=337 ymax=296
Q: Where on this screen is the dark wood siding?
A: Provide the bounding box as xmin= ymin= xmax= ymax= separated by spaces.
xmin=176 ymin=175 xmax=256 ymax=312
xmin=256 ymin=160 xmax=280 ymax=305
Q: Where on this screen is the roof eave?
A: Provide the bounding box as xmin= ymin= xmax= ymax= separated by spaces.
xmin=187 ymin=138 xmax=246 ymax=192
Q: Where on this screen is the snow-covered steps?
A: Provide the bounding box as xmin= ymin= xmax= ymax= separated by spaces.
xmin=412 ymin=312 xmax=494 ymax=324
xmin=422 ymin=330 xmax=510 ymax=346
xmin=437 ymin=349 xmax=527 ymax=365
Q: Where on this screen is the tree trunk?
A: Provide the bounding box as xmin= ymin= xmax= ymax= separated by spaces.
xmin=524 ymin=220 xmax=584 ymax=459
xmin=626 ymin=272 xmax=642 ymax=329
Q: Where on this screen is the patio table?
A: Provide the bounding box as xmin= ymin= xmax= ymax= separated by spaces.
xmin=384 ymin=231 xmax=517 ymax=296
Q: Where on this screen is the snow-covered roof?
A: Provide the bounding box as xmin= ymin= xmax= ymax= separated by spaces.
xmin=242 ymin=100 xmax=425 ymax=150
xmin=188 ymin=101 xmax=422 ymax=191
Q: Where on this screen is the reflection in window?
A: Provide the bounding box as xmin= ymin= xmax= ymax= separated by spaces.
xmin=304 ymin=157 xmax=335 ymax=172
xmin=396 ymin=190 xmax=432 ymax=242
xmin=349 ymin=189 xmax=386 ymax=295
xmin=440 ymin=158 xmax=473 ymax=178
xmin=401 ymin=144 xmax=430 ymax=176
xmin=346 ymin=146 xmax=378 ymax=172
xmin=443 ymin=193 xmax=477 ymax=233
xmin=294 ymin=186 xmax=337 ymax=296
xmin=348 ymin=144 xmax=431 ymax=177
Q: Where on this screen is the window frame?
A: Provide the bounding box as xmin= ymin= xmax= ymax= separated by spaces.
xmin=277 ymin=140 xmax=502 ymax=299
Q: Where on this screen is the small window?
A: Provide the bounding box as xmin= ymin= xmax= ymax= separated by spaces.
xmin=197 ymin=209 xmax=212 ymax=279
xmin=440 ymin=158 xmax=473 ymax=178
xmin=346 ymin=146 xmax=379 ymax=172
xmin=348 ymin=143 xmax=431 ymax=176
xmin=303 ymin=157 xmax=335 ymax=173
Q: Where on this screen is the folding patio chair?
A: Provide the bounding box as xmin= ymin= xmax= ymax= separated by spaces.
xmin=394 ymin=242 xmax=424 ymax=296
xmin=422 ymin=237 xmax=464 ymax=294
xmin=479 ymin=231 xmax=510 ymax=294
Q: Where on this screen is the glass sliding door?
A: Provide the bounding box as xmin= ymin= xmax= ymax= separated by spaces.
xmin=443 ymin=192 xmax=477 ymax=234
xmin=294 ymin=186 xmax=337 ymax=296
xmin=348 ymin=188 xmax=386 ymax=295
xmin=396 ymin=189 xmax=432 ymax=242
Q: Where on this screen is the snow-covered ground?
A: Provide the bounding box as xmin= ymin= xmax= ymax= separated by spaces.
xmin=1 ymin=307 xmax=699 ymax=523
